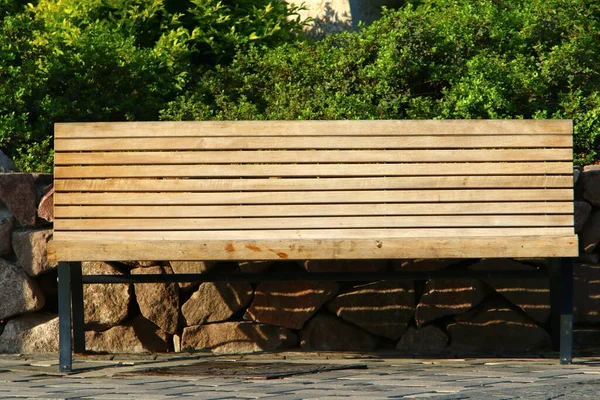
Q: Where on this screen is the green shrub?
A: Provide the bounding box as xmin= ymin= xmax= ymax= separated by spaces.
xmin=163 ymin=0 xmax=600 ymax=165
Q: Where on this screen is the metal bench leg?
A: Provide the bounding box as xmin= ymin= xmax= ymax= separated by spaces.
xmin=559 ymin=258 xmax=574 ymax=364
xmin=58 ymin=262 xmax=73 ymax=372
xmin=71 ymin=262 xmax=85 ymax=354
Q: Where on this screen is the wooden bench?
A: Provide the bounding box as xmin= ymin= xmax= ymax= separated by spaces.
xmin=48 ymin=120 xmax=578 ymax=372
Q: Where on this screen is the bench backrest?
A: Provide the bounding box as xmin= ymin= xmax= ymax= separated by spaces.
xmin=49 ymin=120 xmax=578 ymax=261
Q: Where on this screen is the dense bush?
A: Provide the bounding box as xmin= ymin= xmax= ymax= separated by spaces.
xmin=0 ymin=0 xmax=306 ymax=171
xmin=162 ymin=0 xmax=600 ymax=165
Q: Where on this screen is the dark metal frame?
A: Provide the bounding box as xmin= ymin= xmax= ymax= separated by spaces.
xmin=57 ymin=259 xmax=575 ymax=372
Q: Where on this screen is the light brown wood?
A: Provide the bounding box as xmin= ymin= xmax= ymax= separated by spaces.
xmin=54 ymin=215 xmax=573 ymax=231
xmin=53 ymin=176 xmax=573 ymax=192
xmin=54 ymin=202 xmax=575 ymax=218
xmin=53 ymin=189 xmax=574 ymax=205
xmin=50 ymin=119 xmax=577 ymax=262
xmin=54 ymin=135 xmax=572 ymax=151
xmin=54 ymin=120 xmax=573 ymax=138
xmin=54 ymin=148 xmax=574 ymax=165
xmin=52 ymin=227 xmax=575 ymax=241
xmin=47 ymin=235 xmax=580 ymax=262
xmin=54 ymin=162 xmax=573 ymax=179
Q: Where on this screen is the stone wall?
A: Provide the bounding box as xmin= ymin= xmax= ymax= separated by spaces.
xmin=2 ymin=149 xmax=600 ymax=356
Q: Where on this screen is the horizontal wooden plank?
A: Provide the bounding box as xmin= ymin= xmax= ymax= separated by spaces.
xmin=54 ymin=215 xmax=573 ymax=231
xmin=53 ymin=176 xmax=573 ymax=193
xmin=52 ymin=228 xmax=575 ymax=241
xmin=54 ymin=135 xmax=572 ymax=151
xmin=47 ymin=235 xmax=579 ymax=262
xmin=54 ymin=202 xmax=575 ymax=218
xmin=54 ymin=120 xmax=573 ymax=139
xmin=54 ymin=162 xmax=572 ymax=179
xmin=54 ymin=149 xmax=574 ymax=165
xmin=53 ymin=189 xmax=574 ymax=205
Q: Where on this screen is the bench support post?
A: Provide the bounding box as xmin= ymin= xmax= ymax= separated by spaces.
xmin=550 ymin=258 xmax=574 ymax=364
xmin=57 ymin=262 xmax=73 ymax=372
xmin=71 ymin=262 xmax=85 ymax=354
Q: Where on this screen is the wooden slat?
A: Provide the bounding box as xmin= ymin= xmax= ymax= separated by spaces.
xmin=53 ymin=189 xmax=574 ymax=205
xmin=47 ymin=236 xmax=580 ymax=262
xmin=54 ymin=202 xmax=575 ymax=218
xmin=53 ymin=176 xmax=573 ymax=192
xmin=54 ymin=149 xmax=574 ymax=165
xmin=54 ymin=162 xmax=572 ymax=179
xmin=52 ymin=228 xmax=576 ymax=241
xmin=54 ymin=215 xmax=573 ymax=231
xmin=54 ymin=135 xmax=572 ymax=151
xmin=54 ymin=120 xmax=573 ymax=138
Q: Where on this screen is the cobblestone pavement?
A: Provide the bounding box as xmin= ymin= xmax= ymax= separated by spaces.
xmin=1 ymin=352 xmax=600 ymax=399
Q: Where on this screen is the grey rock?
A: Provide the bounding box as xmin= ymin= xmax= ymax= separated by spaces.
xmin=393 ymin=259 xmax=465 ymax=271
xmin=12 ymin=229 xmax=55 ymax=277
xmin=396 ymin=325 xmax=449 ymax=354
xmin=581 ymin=169 xmax=600 ymax=207
xmin=300 ymin=312 xmax=378 ymax=351
xmin=0 ymin=207 xmax=13 ymax=257
xmin=182 ymin=282 xmax=253 ymax=326
xmin=0 ymin=173 xmax=37 ymax=226
xmin=0 ymin=313 xmax=58 ymax=353
xmin=575 ymin=201 xmax=592 ymax=233
xmin=415 ymin=279 xmax=488 ymax=327
xmin=182 ymin=321 xmax=297 ymax=354
xmin=303 ymin=259 xmax=388 ymax=273
xmin=132 ymin=266 xmax=179 ymax=334
xmin=578 ymin=211 xmax=600 ymax=253
xmin=0 ymin=151 xmax=18 ymax=172
xmin=0 ymin=259 xmax=45 ymax=319
xmin=238 ymin=261 xmax=272 ymax=274
xmin=85 ymin=316 xmax=171 ymax=353
xmin=37 ymin=185 xmax=54 ymax=222
xmin=468 ymin=259 xmax=550 ymax=324
xmin=244 ymin=281 xmax=338 ymax=329
xmin=448 ymin=298 xmax=551 ymax=354
xmin=574 ymin=264 xmax=600 ymax=325
xmin=327 ymin=281 xmax=415 ymax=340
xmin=168 ymin=261 xmax=216 ymax=290
xmin=82 ymin=262 xmax=131 ymax=330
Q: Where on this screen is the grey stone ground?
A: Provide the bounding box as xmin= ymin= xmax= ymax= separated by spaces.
xmin=1 ymin=352 xmax=600 ymax=399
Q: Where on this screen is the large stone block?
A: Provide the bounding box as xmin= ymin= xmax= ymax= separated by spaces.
xmin=182 ymin=282 xmax=253 ymax=326
xmin=168 ymin=261 xmax=216 ymax=290
xmin=85 ymin=316 xmax=171 ymax=353
xmin=0 ymin=313 xmax=58 ymax=353
xmin=393 ymin=259 xmax=465 ymax=271
xmin=415 ymin=279 xmax=488 ymax=327
xmin=300 ymin=312 xmax=378 ymax=351
xmin=0 ymin=259 xmax=45 ymax=319
xmin=327 ymin=281 xmax=415 ymax=340
xmin=244 ymin=281 xmax=338 ymax=329
xmin=132 ymin=266 xmax=180 ymax=334
xmin=12 ymin=229 xmax=55 ymax=277
xmin=574 ymin=264 xmax=600 ymax=325
xmin=182 ymin=321 xmax=297 ymax=354
xmin=0 ymin=207 xmax=13 ymax=257
xmin=447 ymin=298 xmax=551 ymax=354
xmin=396 ymin=325 xmax=449 ymax=355
xmin=37 ymin=185 xmax=54 ymax=222
xmin=468 ymin=259 xmax=550 ymax=324
xmin=575 ymin=201 xmax=592 ymax=233
xmin=579 ymin=210 xmax=600 ymax=253
xmin=302 ymin=259 xmax=387 ymax=273
xmin=0 ymin=150 xmax=18 ymax=172
xmin=581 ymin=169 xmax=600 ymax=207
xmin=82 ymin=262 xmax=131 ymax=330
xmin=0 ymin=173 xmax=37 ymax=226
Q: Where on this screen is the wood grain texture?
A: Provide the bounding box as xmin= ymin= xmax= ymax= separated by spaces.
xmin=53 ymin=189 xmax=574 ymax=205
xmin=54 ymin=149 xmax=574 ymax=165
xmin=54 ymin=120 xmax=573 ymax=138
xmin=51 ymin=119 xmax=577 ymax=262
xmin=53 ymin=176 xmax=573 ymax=192
xmin=54 ymin=135 xmax=572 ymax=151
xmin=54 ymin=202 xmax=575 ymax=218
xmin=47 ymin=236 xmax=580 ymax=262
